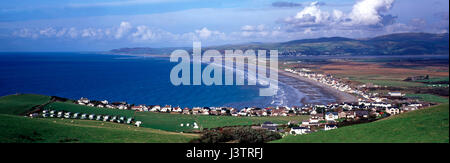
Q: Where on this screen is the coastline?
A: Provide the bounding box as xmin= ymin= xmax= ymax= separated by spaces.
xmin=103 ymin=52 xmax=357 ymax=105
xmin=278 ymin=70 xmax=358 ymax=103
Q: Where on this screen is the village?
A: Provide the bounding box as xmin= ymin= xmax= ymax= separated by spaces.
xmin=33 ymin=66 xmax=435 ymax=137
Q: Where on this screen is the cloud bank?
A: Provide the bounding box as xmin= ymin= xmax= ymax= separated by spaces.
xmin=284 ymin=0 xmax=398 ymax=31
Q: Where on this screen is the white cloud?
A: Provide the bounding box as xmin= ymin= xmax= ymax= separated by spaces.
xmin=194 ymin=27 xmax=225 ymax=40
xmin=346 ymin=0 xmax=395 ymax=26
xmin=284 ymin=0 xmax=399 ymax=35
xmin=239 ymin=24 xmax=270 ymax=37
xmin=256 ymin=24 xmax=265 ymax=31
xmin=13 ymin=28 xmax=38 ymax=39
xmin=195 ymin=27 xmax=212 ymax=39
xmin=81 ymin=28 xmax=99 ymax=38
xmin=39 ymin=27 xmax=57 ymax=37
xmin=132 ymin=25 xmax=155 ymax=41
xmin=241 ymin=25 xmax=255 ymax=31
xmin=332 ymin=9 xmax=344 ymax=21
xmin=304 ymin=28 xmax=313 ymax=34
xmin=293 ymin=1 xmax=330 ymax=26
xmin=55 ymin=28 xmax=68 ymax=37
xmin=68 ymin=27 xmax=79 ymax=38
xmin=115 ymin=21 xmax=132 ymax=39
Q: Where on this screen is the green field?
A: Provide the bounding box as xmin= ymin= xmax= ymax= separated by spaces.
xmin=3 ymin=94 xmax=448 ymax=143
xmin=354 ymin=79 xmax=425 ymax=87
xmin=405 ymin=94 xmax=449 ymax=103
xmin=272 ymin=103 xmax=449 ymax=143
xmin=0 ymin=114 xmax=197 ymax=143
xmin=44 ymin=101 xmax=136 ymax=117
xmin=0 ymin=94 xmax=198 ymax=143
xmin=0 ymin=94 xmax=51 ymax=115
xmin=44 ymin=101 xmax=309 ymax=132
xmin=414 ymin=77 xmax=449 ymax=83
xmin=134 ymin=112 xmax=308 ymax=132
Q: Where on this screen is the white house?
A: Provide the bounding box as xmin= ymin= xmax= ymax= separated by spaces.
xmin=118 ymin=105 xmax=128 ymax=110
xmin=325 ymin=112 xmax=339 ymax=121
xmin=172 ymin=107 xmax=182 ymax=112
xmin=161 ymin=105 xmax=172 ymax=112
xmin=388 ymin=92 xmax=404 ymax=97
xmin=192 ymin=107 xmax=202 ymax=115
xmin=290 ymin=127 xmax=310 ymax=135
xmin=78 ymin=97 xmax=90 ymax=104
xmin=402 ymin=106 xmax=418 ymax=112
xmin=193 ymin=122 xmax=199 ymax=129
xmin=386 ymin=107 xmax=400 ymax=115
xmin=101 ymin=100 xmax=108 ymax=105
xmin=135 ymin=121 xmax=142 ymax=127
xmin=238 ymin=112 xmax=247 ymax=116
xmin=309 ymin=115 xmax=320 ymax=123
xmin=150 ymin=105 xmax=160 ymax=112
xmin=324 ymin=125 xmax=338 ymax=131
xmin=301 ymin=121 xmax=310 ymax=126
xmin=131 ymin=105 xmax=143 ymax=111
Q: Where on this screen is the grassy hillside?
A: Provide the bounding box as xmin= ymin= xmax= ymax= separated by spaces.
xmin=405 ymin=94 xmax=449 ymax=103
xmin=0 ymin=94 xmax=198 ymax=143
xmin=273 ymin=103 xmax=449 ymax=143
xmin=134 ymin=112 xmax=308 ymax=132
xmin=45 ymin=101 xmax=309 ymax=132
xmin=0 ymin=114 xmax=197 ymax=143
xmin=44 ymin=101 xmax=136 ymax=117
xmin=0 ymin=94 xmax=51 ymax=115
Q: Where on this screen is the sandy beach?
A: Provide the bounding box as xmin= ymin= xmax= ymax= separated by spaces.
xmin=279 ymin=70 xmax=358 ymax=104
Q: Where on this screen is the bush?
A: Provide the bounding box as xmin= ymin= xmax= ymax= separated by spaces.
xmin=190 ymin=126 xmax=282 ymax=143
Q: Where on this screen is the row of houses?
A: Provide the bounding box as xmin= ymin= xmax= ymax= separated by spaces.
xmin=284 ymin=68 xmax=407 ymax=102
xmin=76 ymin=96 xmax=426 ymax=119
xmin=38 ymin=109 xmax=142 ymax=127
xmin=73 ymin=69 xmax=428 ymax=119
xmin=283 ymin=68 xmax=429 ymax=115
xmin=257 ymin=121 xmax=338 ymax=136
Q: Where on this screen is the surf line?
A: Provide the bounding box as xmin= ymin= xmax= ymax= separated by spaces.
xmin=169 ymin=42 xmax=279 ymax=97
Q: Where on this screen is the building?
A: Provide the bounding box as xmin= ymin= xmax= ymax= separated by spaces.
xmin=324 ymin=125 xmax=338 ymax=131
xmin=355 ymin=111 xmax=369 ymax=118
xmin=388 ymin=92 xmax=404 ymax=97
xmin=182 ymin=107 xmax=190 ymax=114
xmin=261 ymin=121 xmax=278 ymax=132
xmin=290 ymin=127 xmax=310 ymax=135
xmin=325 ymin=112 xmax=339 ymax=121
xmin=386 ymin=107 xmax=400 ymax=115
xmin=338 ymin=111 xmax=347 ymax=119
xmin=172 ymin=107 xmax=182 ymax=113
xmin=161 ymin=105 xmax=172 ymax=112
xmin=150 ymin=105 xmax=160 ymax=112
xmin=345 ymin=111 xmax=356 ymax=119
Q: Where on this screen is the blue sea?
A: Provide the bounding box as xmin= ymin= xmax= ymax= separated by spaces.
xmin=0 ymin=52 xmax=320 ymax=108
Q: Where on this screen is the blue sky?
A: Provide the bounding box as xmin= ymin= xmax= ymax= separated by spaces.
xmin=0 ymin=0 xmax=448 ymax=51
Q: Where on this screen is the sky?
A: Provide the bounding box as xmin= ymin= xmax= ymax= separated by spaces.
xmin=0 ymin=0 xmax=448 ymax=51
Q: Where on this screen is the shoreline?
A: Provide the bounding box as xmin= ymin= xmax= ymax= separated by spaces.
xmin=103 ymin=52 xmax=357 ymax=105
xmin=278 ymin=70 xmax=358 ymax=104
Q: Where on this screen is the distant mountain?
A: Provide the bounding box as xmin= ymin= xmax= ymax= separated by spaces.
xmin=110 ymin=47 xmax=189 ymax=55
xmin=110 ymin=33 xmax=449 ymax=56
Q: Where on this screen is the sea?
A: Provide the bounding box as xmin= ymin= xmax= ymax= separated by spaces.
xmin=0 ymin=52 xmax=333 ymax=109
